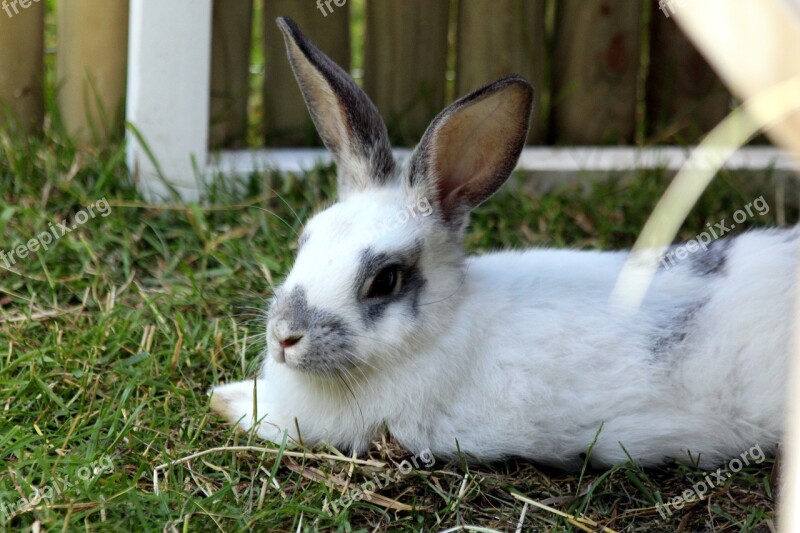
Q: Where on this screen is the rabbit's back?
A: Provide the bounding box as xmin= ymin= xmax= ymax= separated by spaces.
xmin=402 ymin=229 xmax=793 ymax=466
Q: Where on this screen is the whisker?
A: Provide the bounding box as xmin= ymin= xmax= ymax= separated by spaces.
xmin=264 ymin=184 xmax=306 ymax=232
xmin=347 ymin=332 xmax=397 ymax=352
xmin=251 ymin=205 xmax=301 ymax=239
xmin=417 ymin=268 xmax=469 ymax=307
xmin=219 ymin=333 xmax=266 ymax=353
xmin=338 ymin=367 xmax=366 ymax=429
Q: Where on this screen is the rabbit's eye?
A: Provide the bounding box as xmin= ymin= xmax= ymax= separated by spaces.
xmin=367 ymin=265 xmax=401 ymax=298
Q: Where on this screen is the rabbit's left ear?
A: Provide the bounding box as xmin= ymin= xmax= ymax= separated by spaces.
xmin=277 ymin=17 xmax=395 ymax=197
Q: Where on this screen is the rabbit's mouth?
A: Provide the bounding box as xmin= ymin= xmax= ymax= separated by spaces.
xmin=267 ymin=286 xmax=359 ymax=376
xmin=269 ymin=328 xmax=361 ymax=377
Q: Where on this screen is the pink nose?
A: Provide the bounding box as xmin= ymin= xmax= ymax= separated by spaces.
xmin=278 ymin=334 xmax=303 ymax=349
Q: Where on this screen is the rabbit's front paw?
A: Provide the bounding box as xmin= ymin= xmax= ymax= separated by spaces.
xmin=209 ymin=380 xmax=292 ymax=444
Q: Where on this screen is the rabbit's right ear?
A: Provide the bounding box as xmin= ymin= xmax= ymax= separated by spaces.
xmin=407 ymin=76 xmax=533 ymax=228
xmin=276 ymin=17 xmax=395 ymax=197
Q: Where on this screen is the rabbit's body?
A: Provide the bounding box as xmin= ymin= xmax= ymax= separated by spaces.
xmin=211 ymin=17 xmax=791 ymax=469
xmin=411 ymin=230 xmax=791 ymax=468
xmin=217 ymin=224 xmax=792 ymax=468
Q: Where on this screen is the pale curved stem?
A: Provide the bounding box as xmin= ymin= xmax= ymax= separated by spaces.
xmin=610 ymin=76 xmax=800 ymax=310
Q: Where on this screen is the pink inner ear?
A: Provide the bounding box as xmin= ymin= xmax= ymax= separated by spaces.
xmin=438 ymin=155 xmax=486 ymax=212
xmin=285 ymin=39 xmax=349 ymax=156
xmin=432 ymin=86 xmax=528 ymax=211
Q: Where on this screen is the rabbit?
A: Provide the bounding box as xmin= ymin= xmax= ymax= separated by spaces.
xmin=210 ymin=16 xmax=792 ymax=469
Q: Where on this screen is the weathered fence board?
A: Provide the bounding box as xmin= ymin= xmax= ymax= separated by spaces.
xmin=0 ymin=1 xmax=44 ymax=132
xmin=646 ymin=12 xmax=730 ymax=143
xmin=0 ymin=0 xmax=748 ymax=191
xmin=551 ymin=0 xmax=643 ymax=144
xmin=456 ymin=0 xmax=547 ymax=143
xmin=210 ymin=0 xmax=253 ymax=149
xmin=364 ymin=0 xmax=450 ymax=144
xmin=58 ymin=0 xmax=129 ymax=145
xmin=263 ymin=0 xmax=350 ymax=146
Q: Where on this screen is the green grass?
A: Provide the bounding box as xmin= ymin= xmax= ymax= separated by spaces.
xmin=0 ymin=128 xmax=788 ymax=532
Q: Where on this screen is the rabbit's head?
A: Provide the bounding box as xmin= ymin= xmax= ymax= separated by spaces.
xmin=267 ymin=18 xmax=533 ymax=377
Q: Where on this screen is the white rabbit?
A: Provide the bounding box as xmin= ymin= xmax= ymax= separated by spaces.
xmin=211 ymin=16 xmax=792 ymax=469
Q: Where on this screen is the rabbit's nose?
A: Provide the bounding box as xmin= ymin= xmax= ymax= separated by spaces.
xmin=273 ymin=319 xmax=303 ymax=345
xmin=278 ymin=334 xmax=304 ymax=349
xmin=274 ymin=332 xmax=305 ymax=365
xmin=271 ymin=319 xmax=306 ymax=363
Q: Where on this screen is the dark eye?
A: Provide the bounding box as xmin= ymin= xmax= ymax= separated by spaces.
xmin=367 ymin=265 xmax=401 ymax=298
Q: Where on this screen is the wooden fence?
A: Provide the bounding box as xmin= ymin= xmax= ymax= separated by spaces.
xmin=0 ymin=0 xmax=733 ymax=149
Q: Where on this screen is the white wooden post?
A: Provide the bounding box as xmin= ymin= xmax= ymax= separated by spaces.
xmin=126 ymin=0 xmax=213 ymax=202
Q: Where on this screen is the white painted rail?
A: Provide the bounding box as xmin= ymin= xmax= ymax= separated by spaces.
xmin=211 ymin=146 xmax=798 ymax=176
xmin=209 ymin=146 xmax=798 ymax=196
xmin=128 ymin=143 xmax=799 ymax=202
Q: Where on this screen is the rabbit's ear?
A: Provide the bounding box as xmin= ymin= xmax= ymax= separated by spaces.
xmin=408 ymin=76 xmax=533 ymax=226
xmin=276 ymin=17 xmax=395 ymax=196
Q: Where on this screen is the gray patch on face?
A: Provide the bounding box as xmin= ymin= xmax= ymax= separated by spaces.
xmin=354 ymin=240 xmax=427 ymax=327
xmin=270 ymin=286 xmax=354 ymax=374
xmin=650 ymin=300 xmax=706 ymax=360
xmin=690 ymin=237 xmax=733 ymax=276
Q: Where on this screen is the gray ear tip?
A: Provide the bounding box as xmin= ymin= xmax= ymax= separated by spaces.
xmin=276 ymin=17 xmax=308 ymax=51
xmin=275 ymin=16 xmax=297 ymax=34
xmin=458 ymin=76 xmax=534 ymax=114
xmin=498 ymin=75 xmax=535 ymax=99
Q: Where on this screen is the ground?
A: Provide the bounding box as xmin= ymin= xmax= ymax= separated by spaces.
xmin=0 ymin=133 xmax=787 ymax=531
